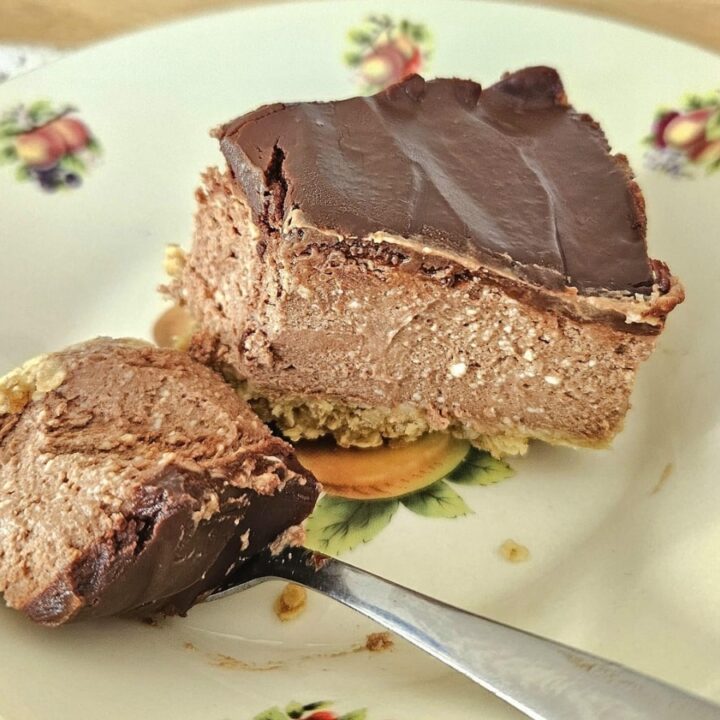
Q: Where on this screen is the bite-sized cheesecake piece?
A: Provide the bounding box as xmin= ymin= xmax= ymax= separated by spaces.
xmin=0 ymin=339 xmax=318 ymax=626
xmin=170 ymin=67 xmax=683 ymax=455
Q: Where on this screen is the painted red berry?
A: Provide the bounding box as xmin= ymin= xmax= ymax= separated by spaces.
xmin=663 ymin=108 xmax=712 ymax=149
xmin=50 ymin=117 xmax=91 ymax=153
xmin=686 ymin=136 xmax=711 ymax=160
xmin=403 ymin=46 xmax=422 ymax=76
xmin=691 ymin=138 xmax=720 ymax=165
xmin=305 ymin=712 xmax=337 ymax=720
xmin=14 ymin=127 xmax=65 ymax=169
xmin=652 ymin=111 xmax=679 ymax=148
xmin=360 ymin=43 xmax=406 ymax=87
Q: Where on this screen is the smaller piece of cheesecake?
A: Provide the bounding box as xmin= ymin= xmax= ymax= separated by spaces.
xmin=0 ymin=338 xmax=319 ymax=626
xmin=172 ymin=67 xmax=684 ymax=455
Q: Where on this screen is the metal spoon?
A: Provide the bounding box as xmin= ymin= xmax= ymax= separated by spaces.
xmin=209 ymin=546 xmax=720 ymax=720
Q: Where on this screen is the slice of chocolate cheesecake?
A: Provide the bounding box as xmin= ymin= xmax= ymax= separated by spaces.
xmin=170 ymin=67 xmax=683 ymax=456
xmin=0 ymin=339 xmax=318 ymax=625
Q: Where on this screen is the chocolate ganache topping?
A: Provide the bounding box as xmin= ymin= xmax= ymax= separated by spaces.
xmin=219 ymin=67 xmax=655 ymax=295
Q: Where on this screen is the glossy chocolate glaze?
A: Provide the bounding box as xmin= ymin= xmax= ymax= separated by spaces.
xmin=220 ymin=67 xmax=655 ymax=295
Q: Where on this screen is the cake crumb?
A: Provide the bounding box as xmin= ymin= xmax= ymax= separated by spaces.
xmin=163 ymin=244 xmax=186 ymax=278
xmin=366 ymin=631 xmax=394 ymax=652
xmin=449 ymin=362 xmax=467 ymax=378
xmin=651 ymin=462 xmax=674 ymax=495
xmin=0 ymin=354 xmax=66 ymax=415
xmin=140 ymin=615 xmax=164 ymax=628
xmin=269 ymin=524 xmax=306 ymax=555
xmin=212 ymin=654 xmax=242 ymax=669
xmin=239 ymin=529 xmax=250 ymax=551
xmin=211 ymin=654 xmax=282 ymax=671
xmin=183 ymin=641 xmax=197 ymax=652
xmin=274 ymin=583 xmax=307 ymax=622
xmin=543 ymin=375 xmax=561 ymax=386
xmin=499 ymin=539 xmax=530 ymax=563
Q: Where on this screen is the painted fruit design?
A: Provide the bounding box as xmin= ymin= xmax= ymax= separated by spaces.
xmin=344 ymin=14 xmax=432 ymax=93
xmin=299 ymin=433 xmax=514 ymax=555
xmin=254 ymin=700 xmax=366 ymax=720
xmin=645 ymin=90 xmax=720 ymax=176
xmin=0 ymin=100 xmax=101 ymax=190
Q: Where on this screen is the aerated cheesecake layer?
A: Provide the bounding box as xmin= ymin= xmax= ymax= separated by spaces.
xmin=173 ymin=167 xmax=678 ymax=455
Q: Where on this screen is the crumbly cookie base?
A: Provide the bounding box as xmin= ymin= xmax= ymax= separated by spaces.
xmin=237 ymin=381 xmax=614 ymax=457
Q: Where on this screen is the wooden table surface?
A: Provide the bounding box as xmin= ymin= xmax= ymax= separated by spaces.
xmin=1 ymin=0 xmax=719 ymax=53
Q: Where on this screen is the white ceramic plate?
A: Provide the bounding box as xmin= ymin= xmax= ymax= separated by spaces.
xmin=1 ymin=2 xmax=719 ymax=718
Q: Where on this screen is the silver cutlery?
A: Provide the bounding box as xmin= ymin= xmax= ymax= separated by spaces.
xmin=209 ymin=546 xmax=720 ymax=720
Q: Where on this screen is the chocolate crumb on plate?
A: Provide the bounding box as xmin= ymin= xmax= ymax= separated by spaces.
xmin=273 ymin=582 xmax=308 ymax=622
xmin=366 ymin=631 xmax=395 ymax=652
xmin=499 ymin=539 xmax=531 ymax=563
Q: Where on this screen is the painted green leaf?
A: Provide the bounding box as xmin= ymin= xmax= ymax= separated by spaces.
xmin=410 ymin=25 xmax=430 ymax=42
xmin=0 ymin=143 xmax=16 ymax=165
xmin=368 ymin=14 xmax=392 ymax=29
xmin=685 ymin=93 xmax=708 ymax=110
xmin=86 ymin=136 xmax=102 ymax=155
xmin=15 ymin=165 xmax=30 ymax=181
xmin=0 ymin=122 xmax=21 ymax=138
xmin=305 ymin=496 xmax=399 ymax=555
xmin=348 ymin=29 xmax=374 ymax=45
xmin=339 ymin=711 xmax=368 ymax=720
xmin=27 ymin=99 xmax=53 ymax=116
xmin=253 ymin=708 xmax=287 ymax=720
xmin=284 ymin=701 xmax=303 ymax=718
xmin=446 ymin=447 xmax=514 ymax=486
xmin=343 ymin=51 xmax=364 ymax=67
xmin=301 ymin=701 xmax=331 ymax=712
xmin=684 ymin=92 xmax=720 ymax=111
xmin=285 ymin=700 xmax=330 ymax=718
xmin=706 ymin=110 xmax=720 ymax=142
xmin=401 ymin=480 xmax=472 ymax=519
xmin=59 ymin=154 xmax=87 ymax=174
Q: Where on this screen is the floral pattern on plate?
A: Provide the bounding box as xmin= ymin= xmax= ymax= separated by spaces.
xmin=344 ymin=14 xmax=432 ymax=93
xmin=254 ymin=700 xmax=366 ymax=720
xmin=0 ymin=100 xmax=101 ymax=191
xmin=298 ymin=434 xmax=514 ymax=555
xmin=644 ymin=89 xmax=720 ymax=177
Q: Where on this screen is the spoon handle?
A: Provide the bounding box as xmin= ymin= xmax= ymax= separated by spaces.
xmin=241 ymin=547 xmax=720 ymax=720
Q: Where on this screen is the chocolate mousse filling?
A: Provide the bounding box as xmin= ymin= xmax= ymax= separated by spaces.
xmin=171 ymin=67 xmax=683 ymax=454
